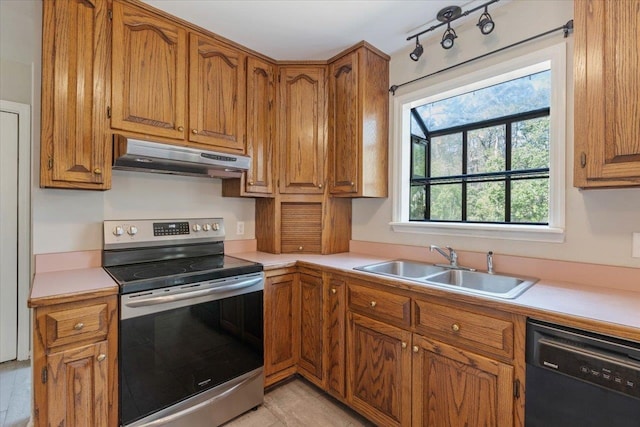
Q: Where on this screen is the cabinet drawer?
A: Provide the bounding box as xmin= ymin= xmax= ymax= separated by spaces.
xmin=348 ymin=283 xmax=411 ymax=327
xmin=45 ymin=303 xmax=109 ymax=349
xmin=414 ymin=299 xmax=513 ymax=360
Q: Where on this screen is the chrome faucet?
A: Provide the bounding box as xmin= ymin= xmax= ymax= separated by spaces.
xmin=430 ymin=245 xmax=475 ymax=271
xmin=487 ymin=251 xmax=494 ymax=274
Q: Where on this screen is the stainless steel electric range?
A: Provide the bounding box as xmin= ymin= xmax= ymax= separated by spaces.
xmin=103 ymin=218 xmax=264 ymax=427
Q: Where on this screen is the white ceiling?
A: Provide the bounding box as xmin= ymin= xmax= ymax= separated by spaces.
xmin=142 ymin=0 xmax=491 ymax=60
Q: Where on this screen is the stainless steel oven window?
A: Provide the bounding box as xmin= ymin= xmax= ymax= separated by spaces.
xmin=119 ymin=273 xmax=264 ymax=426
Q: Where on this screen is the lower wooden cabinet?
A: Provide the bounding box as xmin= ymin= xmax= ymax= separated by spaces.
xmin=31 ymin=295 xmax=117 ymax=427
xmin=325 ymin=274 xmax=347 ymax=399
xmin=412 ymin=334 xmax=514 ymax=427
xmin=298 ymin=272 xmax=324 ymax=385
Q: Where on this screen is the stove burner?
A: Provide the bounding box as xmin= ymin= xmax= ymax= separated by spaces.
xmin=189 ymin=259 xmax=225 ymax=271
xmin=133 ymin=266 xmax=187 ymax=279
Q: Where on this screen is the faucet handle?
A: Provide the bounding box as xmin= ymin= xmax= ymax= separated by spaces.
xmin=487 ymin=251 xmax=494 ymax=274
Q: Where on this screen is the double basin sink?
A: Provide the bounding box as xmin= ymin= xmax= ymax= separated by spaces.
xmin=354 ymin=260 xmax=537 ymax=299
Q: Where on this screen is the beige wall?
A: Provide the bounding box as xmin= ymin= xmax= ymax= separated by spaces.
xmin=0 ymin=0 xmax=256 ymax=255
xmin=352 ymin=0 xmax=640 ymax=269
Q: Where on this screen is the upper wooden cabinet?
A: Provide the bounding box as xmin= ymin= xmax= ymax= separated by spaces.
xmin=40 ymin=0 xmax=111 ymax=189
xmin=279 ymin=66 xmax=327 ymax=194
xmin=111 ymin=0 xmax=187 ymax=140
xmin=189 ymin=33 xmax=246 ymax=151
xmin=573 ymin=0 xmax=640 ymax=188
xmin=328 ymin=44 xmax=389 ymax=197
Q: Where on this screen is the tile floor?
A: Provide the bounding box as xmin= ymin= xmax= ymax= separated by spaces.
xmin=0 ymin=360 xmax=31 ymax=427
xmin=224 ymin=377 xmax=375 ymax=427
xmin=0 ymin=361 xmax=370 ymax=427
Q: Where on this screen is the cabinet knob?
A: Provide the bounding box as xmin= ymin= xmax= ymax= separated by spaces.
xmin=298 ymin=246 xmax=303 ymax=251
xmin=177 ymin=126 xmax=184 ymax=132
xmin=73 ymin=322 xmax=84 ymax=331
xmin=93 ymin=168 xmax=102 ymax=175
xmin=370 ymin=301 xmax=377 ymax=308
xmin=248 ymin=181 xmax=254 ymax=186
xmin=451 ymin=323 xmax=460 ymax=332
xmin=413 ymin=345 xmax=419 ymax=353
xmin=401 ymin=342 xmax=407 ymax=349
xmin=192 ymin=129 xmax=199 ymax=134
xmin=350 ymin=181 xmax=354 ymax=186
xmin=97 ymin=354 xmax=106 ymax=362
xmin=319 ymin=184 xmax=323 ymax=189
xmin=331 ymin=288 xmax=337 ymax=294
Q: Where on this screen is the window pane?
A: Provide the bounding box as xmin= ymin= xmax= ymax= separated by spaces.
xmin=430 ymin=184 xmax=461 ymax=221
xmin=414 ymin=69 xmax=551 ymax=131
xmin=511 ymin=179 xmax=549 ymax=224
xmin=467 ymin=181 xmax=505 ymax=222
xmin=467 ymin=126 xmax=506 ymax=174
xmin=411 ymin=112 xmax=426 ymax=139
xmin=512 ymin=117 xmax=550 ymax=170
xmin=431 ymin=133 xmax=462 ymax=177
xmin=412 ymin=140 xmax=427 ymax=178
xmin=410 ymin=185 xmax=426 ymax=220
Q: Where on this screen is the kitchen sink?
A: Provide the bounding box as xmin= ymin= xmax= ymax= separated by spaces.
xmin=423 ymin=270 xmax=537 ymax=299
xmin=354 ymin=260 xmax=446 ymax=279
xmin=354 ymin=260 xmax=537 ymax=299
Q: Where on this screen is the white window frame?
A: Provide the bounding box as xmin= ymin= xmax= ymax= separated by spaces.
xmin=390 ymin=43 xmax=566 ymax=243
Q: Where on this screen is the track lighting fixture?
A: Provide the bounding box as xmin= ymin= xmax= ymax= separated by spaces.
xmin=441 ymin=24 xmax=457 ymax=50
xmin=477 ymin=6 xmax=495 ymax=35
xmin=410 ymin=37 xmax=424 ymax=61
xmin=406 ymin=0 xmax=500 ymax=60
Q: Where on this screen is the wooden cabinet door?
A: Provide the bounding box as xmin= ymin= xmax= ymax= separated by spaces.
xmin=45 ymin=341 xmax=109 ymax=427
xmin=189 ymin=33 xmax=246 ymax=152
xmin=111 ymin=0 xmax=186 ymax=139
xmin=348 ymin=312 xmax=412 ymax=426
xmin=298 ymin=272 xmax=324 ymax=385
xmin=264 ymin=274 xmax=298 ymax=379
xmin=412 ymin=334 xmax=514 ymax=427
xmin=329 ymin=50 xmax=359 ymax=195
xmin=245 ymin=57 xmax=276 ymax=194
xmin=326 ymin=275 xmax=346 ymax=399
xmin=574 ymin=0 xmax=640 ymax=187
xmin=279 ymin=66 xmax=327 ymax=194
xmin=40 ymin=0 xmax=110 ymax=189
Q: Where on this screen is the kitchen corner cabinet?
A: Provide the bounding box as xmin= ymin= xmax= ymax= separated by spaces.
xmin=328 ymin=44 xmax=390 ymax=197
xmin=264 ymin=271 xmax=299 ymax=387
xmin=31 ymin=295 xmax=118 ymax=427
xmin=325 ymin=274 xmax=347 ymax=399
xmin=573 ymin=0 xmax=640 ymax=188
xmin=111 ymin=0 xmax=187 ymax=140
xmin=279 ymin=66 xmax=327 ymax=194
xmin=40 ymin=0 xmax=111 ymax=190
xmin=297 ymin=271 xmax=325 ymax=387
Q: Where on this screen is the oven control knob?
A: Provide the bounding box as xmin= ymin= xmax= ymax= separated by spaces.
xmin=212 ymin=223 xmax=220 ymax=231
xmin=192 ymin=224 xmax=202 ymax=232
xmin=203 ymin=224 xmax=211 ymax=231
xmin=113 ymin=226 xmax=124 ymax=236
xmin=127 ymin=225 xmax=138 ymax=236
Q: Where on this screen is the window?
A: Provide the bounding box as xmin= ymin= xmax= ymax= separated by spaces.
xmin=391 ymin=44 xmax=566 ymax=242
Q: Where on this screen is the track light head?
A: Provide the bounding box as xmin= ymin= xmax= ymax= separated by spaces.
xmin=441 ymin=25 xmax=457 ymax=50
xmin=477 ymin=7 xmax=495 ymax=35
xmin=410 ymin=38 xmax=424 ymax=61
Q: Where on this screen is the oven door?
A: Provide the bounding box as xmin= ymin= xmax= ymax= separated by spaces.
xmin=119 ymin=273 xmax=264 ymax=426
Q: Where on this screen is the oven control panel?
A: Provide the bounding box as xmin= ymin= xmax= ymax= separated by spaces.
xmin=104 ymin=218 xmax=225 ymax=248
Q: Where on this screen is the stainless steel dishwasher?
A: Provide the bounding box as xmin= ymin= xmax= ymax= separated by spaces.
xmin=525 ymin=319 xmax=640 ymax=426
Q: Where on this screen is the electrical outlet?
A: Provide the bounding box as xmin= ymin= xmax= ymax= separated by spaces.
xmin=633 ymin=232 xmax=640 ymax=258
xmin=236 ymin=221 xmax=245 ymax=236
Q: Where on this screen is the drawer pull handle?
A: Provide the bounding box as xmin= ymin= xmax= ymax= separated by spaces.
xmin=451 ymin=323 xmax=460 ymax=332
xmin=74 ymin=322 xmax=84 ymax=331
xmin=401 ymin=342 xmax=407 ymax=349
xmin=177 ymin=126 xmax=184 ymax=132
xmin=413 ymin=345 xmax=419 ymax=353
xmin=192 ymin=129 xmax=199 ymax=134
xmin=298 ymin=246 xmax=303 ymax=251
xmin=97 ymin=354 xmax=106 ymax=362
xmin=370 ymin=301 xmax=377 ymax=308
xmin=93 ymin=168 xmax=102 ymax=175
xmin=331 ymin=288 xmax=337 ymax=294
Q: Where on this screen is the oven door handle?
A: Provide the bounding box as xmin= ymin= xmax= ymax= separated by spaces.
xmin=124 ymin=276 xmax=262 ymax=308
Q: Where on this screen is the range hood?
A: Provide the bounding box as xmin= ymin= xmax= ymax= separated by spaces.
xmin=112 ymin=135 xmax=250 ymax=179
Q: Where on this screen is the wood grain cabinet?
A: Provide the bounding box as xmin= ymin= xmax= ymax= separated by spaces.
xmin=325 ymin=274 xmax=347 ymax=399
xmin=573 ymin=0 xmax=640 ymax=187
xmin=40 ymin=0 xmax=111 ymax=190
xmin=328 ymin=44 xmax=390 ymax=197
xmin=264 ymin=272 xmax=299 ymax=387
xmin=297 ymin=271 xmax=324 ymax=387
xmin=278 ymin=65 xmax=327 ymax=194
xmin=30 ymin=295 xmax=118 ymax=427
